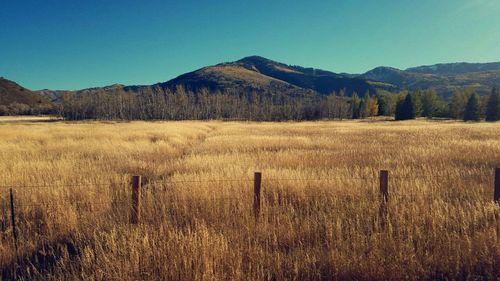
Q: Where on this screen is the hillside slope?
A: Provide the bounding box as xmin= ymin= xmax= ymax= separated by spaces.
xmin=360 ymin=62 xmax=500 ymax=97
xmin=160 ymin=56 xmax=384 ymax=96
xmin=406 ymin=62 xmax=500 ymax=75
xmin=0 ymin=77 xmax=50 ymax=106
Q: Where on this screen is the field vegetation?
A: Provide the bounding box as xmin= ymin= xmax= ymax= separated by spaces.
xmin=0 ymin=118 xmax=499 ymax=280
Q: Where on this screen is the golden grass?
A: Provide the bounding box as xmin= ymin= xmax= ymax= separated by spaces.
xmin=202 ymin=66 xmax=282 ymax=86
xmin=0 ymin=120 xmax=499 ymax=280
xmin=0 ymin=116 xmax=60 ymax=122
xmin=272 ymin=65 xmax=302 ymax=74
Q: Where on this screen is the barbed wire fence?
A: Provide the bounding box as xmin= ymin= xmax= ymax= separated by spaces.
xmin=0 ymin=168 xmax=499 ymax=263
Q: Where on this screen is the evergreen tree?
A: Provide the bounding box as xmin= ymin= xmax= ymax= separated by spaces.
xmin=395 ymin=93 xmax=416 ymax=121
xmin=376 ymin=93 xmax=388 ymax=116
xmin=395 ymin=99 xmax=404 ymax=120
xmin=412 ymin=90 xmax=422 ymax=117
xmin=421 ymin=89 xmax=439 ymax=118
xmin=463 ymin=93 xmax=480 ymax=121
xmin=485 ymin=87 xmax=499 ymax=121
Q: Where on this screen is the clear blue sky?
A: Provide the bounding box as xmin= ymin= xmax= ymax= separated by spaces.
xmin=1 ymin=0 xmax=499 ymax=90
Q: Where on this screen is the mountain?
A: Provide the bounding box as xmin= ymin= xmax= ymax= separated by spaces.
xmin=37 ymin=56 xmax=390 ymax=103
xmin=0 ymin=77 xmax=50 ymax=106
xmin=38 ymin=84 xmax=130 ymax=103
xmin=159 ymin=57 xmax=311 ymax=97
xmin=159 ymin=56 xmax=386 ymax=96
xmin=20 ymin=57 xmax=500 ymax=103
xmin=360 ymin=62 xmax=500 ymax=97
xmin=362 ymin=67 xmax=416 ymax=87
xmin=406 ymin=62 xmax=500 ymax=75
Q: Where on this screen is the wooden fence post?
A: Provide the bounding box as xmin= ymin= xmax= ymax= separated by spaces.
xmin=380 ymin=170 xmax=389 ymax=202
xmin=9 ymin=189 xmax=18 ymax=252
xmin=379 ymin=170 xmax=389 ymax=229
xmin=1 ymin=195 xmax=6 ymax=233
xmin=130 ymin=176 xmax=142 ymax=224
xmin=253 ymin=172 xmax=262 ymax=220
xmin=495 ymin=167 xmax=500 ymax=204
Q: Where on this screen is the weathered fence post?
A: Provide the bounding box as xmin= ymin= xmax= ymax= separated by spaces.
xmin=9 ymin=189 xmax=18 ymax=252
xmin=380 ymin=170 xmax=389 ymax=202
xmin=130 ymin=176 xmax=142 ymax=224
xmin=1 ymin=195 xmax=6 ymax=234
xmin=379 ymin=170 xmax=389 ymax=229
xmin=253 ymin=172 xmax=262 ymax=220
xmin=494 ymin=167 xmax=500 ymax=204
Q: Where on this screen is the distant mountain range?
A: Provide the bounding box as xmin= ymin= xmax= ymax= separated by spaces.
xmin=2 ymin=56 xmax=500 ymax=106
xmin=360 ymin=62 xmax=500 ymax=98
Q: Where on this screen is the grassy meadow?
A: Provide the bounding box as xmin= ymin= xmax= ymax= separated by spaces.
xmin=0 ymin=118 xmax=499 ymax=280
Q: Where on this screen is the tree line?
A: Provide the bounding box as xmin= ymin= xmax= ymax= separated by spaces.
xmin=60 ymin=86 xmax=354 ymax=121
xmin=391 ymin=88 xmax=499 ymax=122
xmin=0 ymin=102 xmax=56 ymax=116
xmin=60 ymin=85 xmax=499 ymax=122
xmin=2 ymin=85 xmax=498 ymax=122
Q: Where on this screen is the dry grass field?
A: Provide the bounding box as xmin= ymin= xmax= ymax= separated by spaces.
xmin=0 ymin=118 xmax=499 ymax=280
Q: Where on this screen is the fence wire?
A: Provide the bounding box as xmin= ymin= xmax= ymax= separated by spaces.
xmin=0 ymin=173 xmax=490 ymax=190
xmin=0 ymin=172 xmax=496 ymax=210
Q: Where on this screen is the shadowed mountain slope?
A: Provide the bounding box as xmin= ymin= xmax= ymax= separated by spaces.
xmin=0 ymin=77 xmax=50 ymax=106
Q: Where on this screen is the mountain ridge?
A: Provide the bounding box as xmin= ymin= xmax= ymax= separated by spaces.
xmin=157 ymin=55 xmax=379 ymax=97
xmin=2 ymin=57 xmax=499 ymax=103
xmin=360 ymin=62 xmax=500 ymax=97
xmin=405 ymin=62 xmax=500 ymax=75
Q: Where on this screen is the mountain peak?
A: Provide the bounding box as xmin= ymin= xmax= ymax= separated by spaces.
xmin=366 ymin=66 xmax=403 ymax=73
xmin=236 ymin=56 xmax=281 ymax=70
xmin=237 ymin=55 xmax=274 ymax=64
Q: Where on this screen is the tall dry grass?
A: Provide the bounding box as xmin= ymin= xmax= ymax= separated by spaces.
xmin=0 ymin=119 xmax=499 ymax=280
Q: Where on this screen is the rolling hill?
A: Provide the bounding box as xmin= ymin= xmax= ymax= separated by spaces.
xmin=360 ymin=62 xmax=500 ymax=98
xmin=0 ymin=77 xmax=50 ymax=106
xmin=406 ymin=62 xmax=500 ymax=75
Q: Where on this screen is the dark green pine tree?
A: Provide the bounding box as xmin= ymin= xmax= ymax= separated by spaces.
xmin=395 ymin=99 xmax=404 ymax=120
xmin=395 ymin=94 xmax=416 ymax=121
xmin=485 ymin=88 xmax=499 ymax=121
xmin=376 ymin=93 xmax=388 ymax=116
xmin=463 ymin=93 xmax=481 ymax=121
